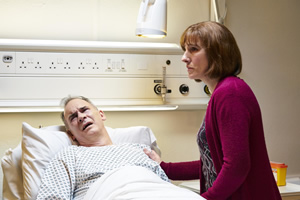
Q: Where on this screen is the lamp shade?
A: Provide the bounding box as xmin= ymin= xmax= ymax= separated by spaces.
xmin=136 ymin=0 xmax=167 ymax=38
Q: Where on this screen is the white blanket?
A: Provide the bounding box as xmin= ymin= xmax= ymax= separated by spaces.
xmin=84 ymin=165 xmax=206 ymax=200
xmin=37 ymin=144 xmax=169 ymax=199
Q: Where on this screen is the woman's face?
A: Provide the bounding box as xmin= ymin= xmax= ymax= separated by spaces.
xmin=181 ymin=43 xmax=209 ymax=81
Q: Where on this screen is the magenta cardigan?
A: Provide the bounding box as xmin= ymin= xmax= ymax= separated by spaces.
xmin=161 ymin=76 xmax=281 ymax=200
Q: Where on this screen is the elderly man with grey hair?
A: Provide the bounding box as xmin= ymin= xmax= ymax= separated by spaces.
xmin=36 ymin=95 xmax=169 ymax=200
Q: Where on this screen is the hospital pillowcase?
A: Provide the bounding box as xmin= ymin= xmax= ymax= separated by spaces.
xmin=1 ymin=143 xmax=24 ymax=200
xmin=22 ymin=122 xmax=72 ymax=200
xmin=1 ymin=122 xmax=159 ymax=200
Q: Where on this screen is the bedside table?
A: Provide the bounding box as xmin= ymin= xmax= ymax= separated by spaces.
xmin=279 ymin=183 xmax=300 ymax=200
xmin=178 ymin=180 xmax=300 ymax=199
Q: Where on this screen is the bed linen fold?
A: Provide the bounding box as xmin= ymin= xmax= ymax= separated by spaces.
xmin=84 ymin=165 xmax=205 ymax=200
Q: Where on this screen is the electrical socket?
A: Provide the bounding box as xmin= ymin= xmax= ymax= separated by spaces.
xmin=10 ymin=52 xmax=183 ymax=76
xmin=40 ymin=53 xmax=103 ymax=75
xmin=46 ymin=53 xmax=73 ymax=74
xmin=16 ymin=52 xmax=46 ymax=74
xmin=74 ymin=54 xmax=103 ymax=74
xmin=0 ymin=52 xmax=16 ymax=74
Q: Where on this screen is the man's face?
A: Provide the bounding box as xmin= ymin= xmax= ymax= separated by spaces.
xmin=64 ymin=99 xmax=106 ymax=146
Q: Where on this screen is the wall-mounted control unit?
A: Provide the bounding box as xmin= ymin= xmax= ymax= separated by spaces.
xmin=0 ymin=43 xmax=210 ymax=112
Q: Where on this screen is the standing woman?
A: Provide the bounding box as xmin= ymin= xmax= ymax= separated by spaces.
xmin=145 ymin=21 xmax=281 ymax=200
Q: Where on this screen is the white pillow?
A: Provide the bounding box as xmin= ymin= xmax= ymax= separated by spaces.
xmin=7 ymin=122 xmax=158 ymax=200
xmin=107 ymin=126 xmax=158 ymax=147
xmin=108 ymin=126 xmax=161 ymax=156
xmin=22 ymin=122 xmax=73 ymax=200
xmin=1 ymin=143 xmax=23 ymax=200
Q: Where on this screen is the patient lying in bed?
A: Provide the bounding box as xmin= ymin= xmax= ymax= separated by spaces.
xmin=37 ymin=143 xmax=204 ymax=200
xmin=37 ymin=143 xmax=168 ymax=199
xmin=35 ymin=95 xmax=204 ymax=200
xmin=1 ymin=95 xmax=204 ymax=200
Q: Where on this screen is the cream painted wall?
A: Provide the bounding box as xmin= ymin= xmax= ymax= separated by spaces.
xmin=225 ymin=0 xmax=300 ymax=176
xmin=0 ymin=0 xmax=209 ymax=43
xmin=1 ymin=0 xmax=300 ymax=198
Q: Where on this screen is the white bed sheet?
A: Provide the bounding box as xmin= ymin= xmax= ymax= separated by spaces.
xmin=85 ymin=165 xmax=206 ymax=200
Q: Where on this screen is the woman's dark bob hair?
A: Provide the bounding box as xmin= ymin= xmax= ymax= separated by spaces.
xmin=180 ymin=21 xmax=242 ymax=81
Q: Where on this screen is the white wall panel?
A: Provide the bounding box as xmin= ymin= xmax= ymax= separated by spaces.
xmin=0 ymin=51 xmax=210 ymax=111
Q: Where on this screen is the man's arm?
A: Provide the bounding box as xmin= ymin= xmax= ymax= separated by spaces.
xmin=36 ymin=147 xmax=76 ymax=199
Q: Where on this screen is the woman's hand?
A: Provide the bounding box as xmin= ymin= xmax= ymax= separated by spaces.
xmin=143 ymin=148 xmax=162 ymax=164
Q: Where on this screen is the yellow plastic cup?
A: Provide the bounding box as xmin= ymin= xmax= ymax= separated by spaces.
xmin=271 ymin=162 xmax=288 ymax=186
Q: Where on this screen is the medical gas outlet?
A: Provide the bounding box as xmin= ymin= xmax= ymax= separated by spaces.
xmin=154 ymin=83 xmax=172 ymax=103
xmin=179 ymin=84 xmax=189 ymax=95
xmin=153 ymin=66 xmax=172 ymax=103
xmin=203 ymin=85 xmax=211 ymax=95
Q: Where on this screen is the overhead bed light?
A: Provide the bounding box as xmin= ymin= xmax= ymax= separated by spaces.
xmin=136 ymin=0 xmax=167 ymax=38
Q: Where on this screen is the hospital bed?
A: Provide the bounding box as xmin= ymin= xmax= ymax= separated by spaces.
xmin=1 ymin=122 xmax=205 ymax=200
